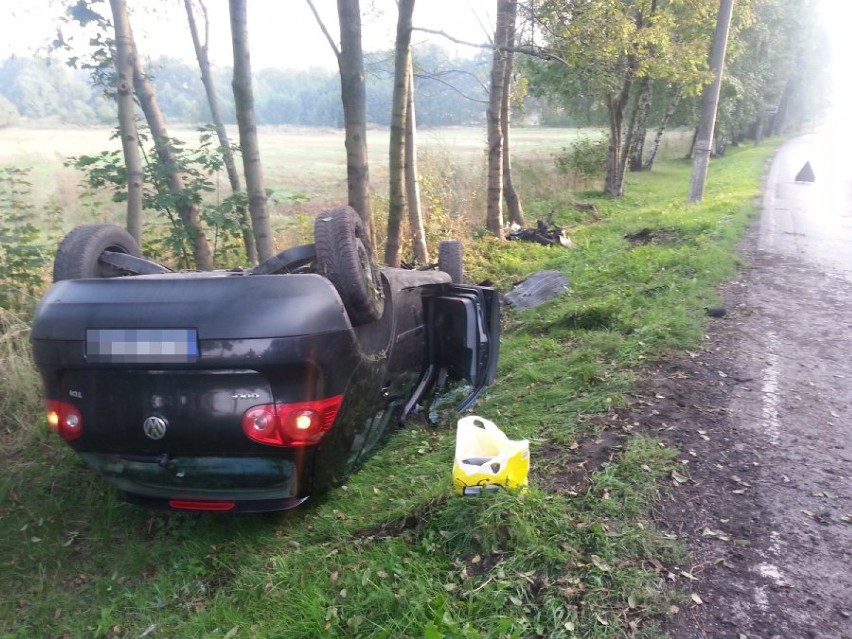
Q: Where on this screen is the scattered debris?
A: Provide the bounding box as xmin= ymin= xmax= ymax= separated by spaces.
xmin=507 ymin=213 xmax=577 ymax=248
xmin=504 ymin=270 xmax=570 ymax=310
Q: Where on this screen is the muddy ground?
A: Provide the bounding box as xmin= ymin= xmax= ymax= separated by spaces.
xmin=621 ymin=221 xmax=852 ymax=638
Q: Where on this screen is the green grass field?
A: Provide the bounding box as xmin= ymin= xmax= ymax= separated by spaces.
xmin=0 ymin=125 xmax=692 ymax=235
xmin=0 ymin=124 xmax=773 ymax=638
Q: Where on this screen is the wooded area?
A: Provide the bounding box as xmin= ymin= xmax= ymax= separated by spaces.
xmin=0 ymin=0 xmax=831 ymax=270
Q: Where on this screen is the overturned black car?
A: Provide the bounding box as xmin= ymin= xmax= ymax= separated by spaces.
xmin=31 ymin=207 xmax=499 ymax=513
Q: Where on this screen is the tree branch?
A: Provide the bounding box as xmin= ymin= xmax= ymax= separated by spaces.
xmin=305 ymin=0 xmax=340 ymax=58
xmin=415 ymin=71 xmax=488 ymax=104
xmin=412 ymin=26 xmax=567 ymax=65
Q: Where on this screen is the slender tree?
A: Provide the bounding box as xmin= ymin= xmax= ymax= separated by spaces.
xmin=485 ymin=0 xmax=512 ymax=238
xmin=108 ymin=0 xmax=143 ymax=243
xmin=405 ymin=57 xmax=428 ymax=265
xmin=184 ymin=0 xmax=256 ymax=264
xmin=229 ymin=0 xmax=275 ymax=261
xmin=642 ymin=85 xmax=682 ymax=170
xmin=306 ymin=0 xmax=375 ymax=253
xmin=688 ymin=0 xmax=735 ymax=203
xmin=385 ymin=0 xmax=415 ymax=267
xmin=500 ymin=0 xmax=524 ymax=226
xmin=126 ymin=14 xmax=214 ymax=269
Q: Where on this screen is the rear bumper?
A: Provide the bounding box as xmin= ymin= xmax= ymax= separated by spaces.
xmin=79 ymin=451 xmax=311 ymax=512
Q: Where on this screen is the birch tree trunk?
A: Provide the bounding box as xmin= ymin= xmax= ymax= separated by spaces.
xmin=229 ymin=0 xmax=275 ymax=260
xmin=184 ymin=0 xmax=256 ymax=264
xmin=628 ymin=77 xmax=652 ymax=171
xmin=500 ymin=0 xmax=524 ymax=227
xmin=405 ymin=57 xmax=428 ymax=265
xmin=384 ymin=0 xmax=415 ymax=267
xmin=485 ymin=0 xmax=511 ymax=238
xmin=604 ymin=75 xmax=632 ymax=197
xmin=129 ymin=23 xmax=213 ymax=269
xmin=109 ymin=0 xmax=143 ymax=243
xmin=688 ymin=0 xmax=735 ymax=203
xmin=643 ymin=86 xmax=682 ymax=170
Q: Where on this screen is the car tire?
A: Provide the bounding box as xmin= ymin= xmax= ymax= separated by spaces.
xmin=53 ymin=224 xmax=142 ymax=282
xmin=314 ymin=206 xmax=384 ymax=325
xmin=438 ymin=240 xmax=463 ymax=284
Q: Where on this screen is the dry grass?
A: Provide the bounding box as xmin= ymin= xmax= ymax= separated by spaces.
xmin=0 ymin=308 xmax=42 ymax=464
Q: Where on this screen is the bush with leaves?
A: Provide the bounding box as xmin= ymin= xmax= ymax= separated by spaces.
xmin=68 ymin=127 xmax=251 ymax=268
xmin=554 ymin=134 xmax=609 ymax=183
xmin=0 ymin=168 xmax=51 ymax=310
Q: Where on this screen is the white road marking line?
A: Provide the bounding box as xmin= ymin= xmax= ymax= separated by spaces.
xmin=761 ymin=331 xmax=782 ymax=446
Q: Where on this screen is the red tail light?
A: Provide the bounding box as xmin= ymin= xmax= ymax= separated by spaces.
xmin=46 ymin=400 xmax=83 ymax=441
xmin=169 ymin=499 xmax=235 ymax=511
xmin=241 ymin=395 xmax=343 ymax=447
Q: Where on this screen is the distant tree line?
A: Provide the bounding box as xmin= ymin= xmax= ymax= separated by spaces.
xmin=0 ymin=45 xmax=492 ymax=128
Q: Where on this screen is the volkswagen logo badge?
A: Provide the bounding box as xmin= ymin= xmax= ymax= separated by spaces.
xmin=143 ymin=416 xmax=168 ymax=440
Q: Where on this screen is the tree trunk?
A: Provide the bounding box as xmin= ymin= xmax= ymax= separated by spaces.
xmin=130 ymin=25 xmax=213 ymax=269
xmin=485 ymin=0 xmax=511 ymax=238
xmin=688 ymin=0 xmax=735 ymax=203
xmin=384 ymin=0 xmax=415 ymax=267
xmin=643 ymin=86 xmax=682 ymax=170
xmin=405 ymin=57 xmax=428 ymax=265
xmin=501 ymin=0 xmax=524 ymax=227
xmin=229 ymin=0 xmax=275 ymax=261
xmin=109 ymin=0 xmax=143 ymax=243
xmin=336 ymin=0 xmax=375 ymax=254
xmin=628 ymin=77 xmax=652 ymax=171
xmin=184 ymin=0 xmax=256 ymax=265
xmin=604 ymin=74 xmax=632 ymax=197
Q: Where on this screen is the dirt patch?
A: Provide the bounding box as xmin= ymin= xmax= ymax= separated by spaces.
xmin=620 ymin=225 xmax=852 ymax=638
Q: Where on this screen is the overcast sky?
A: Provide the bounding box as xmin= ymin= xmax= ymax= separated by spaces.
xmin=1 ymin=1 xmax=497 ymax=70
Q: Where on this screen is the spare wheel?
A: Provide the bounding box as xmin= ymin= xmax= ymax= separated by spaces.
xmin=53 ymin=224 xmax=142 ymax=282
xmin=314 ymin=206 xmax=384 ymax=325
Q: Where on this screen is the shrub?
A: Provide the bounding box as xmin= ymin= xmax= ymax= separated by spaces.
xmin=554 ymin=134 xmax=608 ymax=182
xmin=0 ymin=168 xmax=51 ymax=310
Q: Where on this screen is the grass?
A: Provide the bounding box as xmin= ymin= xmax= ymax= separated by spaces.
xmin=0 ymin=132 xmax=780 ymax=638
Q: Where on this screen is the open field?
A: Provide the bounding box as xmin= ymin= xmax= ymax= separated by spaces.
xmin=0 ymin=125 xmax=693 ymax=238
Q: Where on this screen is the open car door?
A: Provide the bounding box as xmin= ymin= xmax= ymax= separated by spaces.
xmin=405 ymin=284 xmax=500 ymax=415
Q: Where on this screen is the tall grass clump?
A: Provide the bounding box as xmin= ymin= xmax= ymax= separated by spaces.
xmin=0 ymin=308 xmax=43 ymax=465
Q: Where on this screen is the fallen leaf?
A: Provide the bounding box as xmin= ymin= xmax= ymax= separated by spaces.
xmin=595 ymin=614 xmax=609 ymax=626
xmin=628 ymin=594 xmax=637 ymax=608
xmin=680 ymin=571 xmax=698 ymax=581
xmin=563 ymin=621 xmax=575 ymax=631
xmin=691 ymin=594 xmax=704 ymax=605
xmin=223 ymin=626 xmax=239 ymax=639
xmin=591 ymin=555 xmax=611 ymax=572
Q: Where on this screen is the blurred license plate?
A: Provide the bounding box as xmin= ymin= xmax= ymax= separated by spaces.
xmin=86 ymin=328 xmax=199 ymax=363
